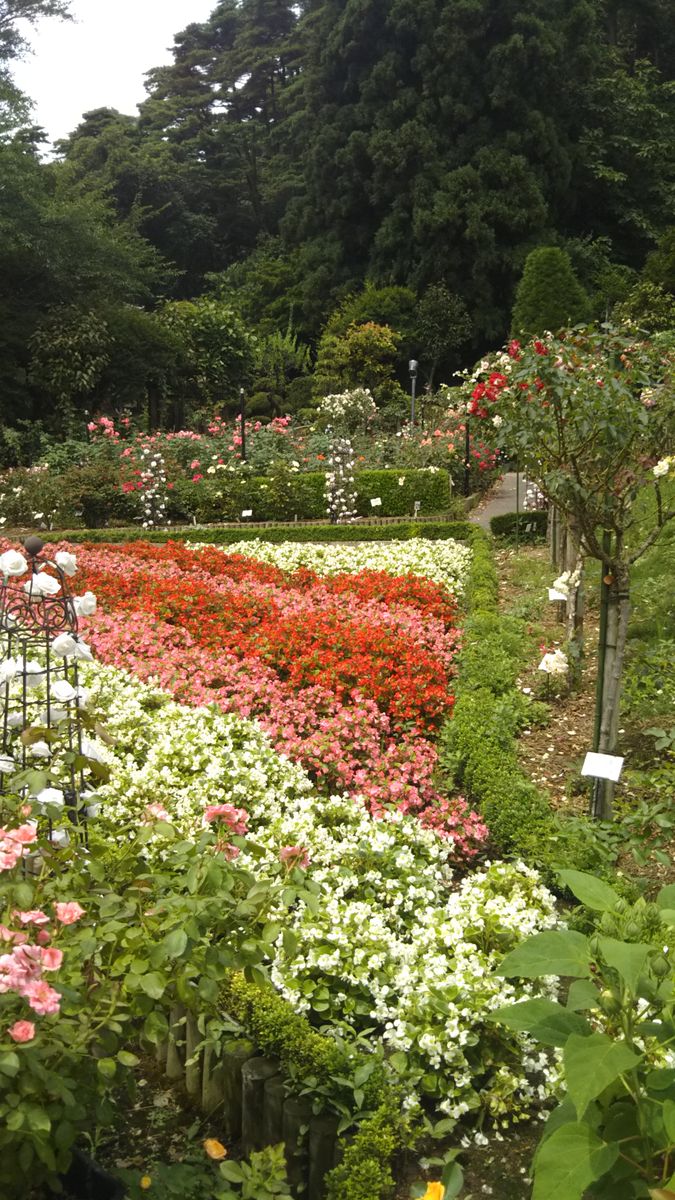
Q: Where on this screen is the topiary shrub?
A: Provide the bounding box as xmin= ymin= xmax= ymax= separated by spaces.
xmin=511 ymin=246 xmax=590 ymax=336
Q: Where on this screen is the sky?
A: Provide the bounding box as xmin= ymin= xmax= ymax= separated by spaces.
xmin=12 ymin=0 xmax=216 ymax=147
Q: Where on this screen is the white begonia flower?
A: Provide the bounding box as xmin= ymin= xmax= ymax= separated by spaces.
xmin=0 ymin=657 xmax=18 ymax=684
xmin=24 ymin=661 xmax=47 ymax=688
xmin=51 ymin=679 xmax=77 ymax=704
xmin=492 ymin=414 xmax=503 ymax=428
xmin=72 ymin=592 xmax=96 ymax=619
xmin=0 ymin=754 xmax=15 ymax=772
xmin=54 ymin=551 xmax=77 ymax=577
xmin=0 ymin=549 xmax=27 ymax=576
xmin=25 ymin=572 xmax=60 ymax=597
xmin=653 ymin=458 xmax=671 ymax=478
xmin=29 ymin=740 xmax=51 ymax=758
xmin=36 ymin=787 xmax=64 ymax=809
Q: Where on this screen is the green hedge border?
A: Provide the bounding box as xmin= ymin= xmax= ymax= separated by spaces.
xmin=441 ymin=528 xmax=605 ymax=875
xmin=221 ymin=974 xmax=402 ymax=1200
xmin=490 ymin=510 xmax=548 ymax=542
xmin=41 ymin=519 xmax=477 ymax=546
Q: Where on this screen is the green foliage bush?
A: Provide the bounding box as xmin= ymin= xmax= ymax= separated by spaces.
xmin=489 ymin=510 xmax=548 ymax=542
xmin=324 ymin=1101 xmax=398 ymax=1200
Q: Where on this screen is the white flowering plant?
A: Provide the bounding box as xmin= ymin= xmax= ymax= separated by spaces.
xmin=324 ymin=434 xmax=358 ymax=524
xmin=81 ymin=661 xmax=562 ymax=1124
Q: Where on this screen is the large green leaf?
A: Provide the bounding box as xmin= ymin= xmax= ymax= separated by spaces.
xmin=564 ymin=1033 xmax=641 ymax=1117
xmin=490 ymin=998 xmax=592 ymax=1046
xmin=558 ymin=871 xmax=620 ymax=912
xmin=598 ymin=937 xmax=651 ymax=994
xmin=657 ymin=885 xmax=675 ymax=911
xmin=533 ymin=1123 xmax=618 ymax=1200
xmin=566 ymin=979 xmax=599 ymax=1012
xmin=496 ymin=930 xmax=591 ymax=979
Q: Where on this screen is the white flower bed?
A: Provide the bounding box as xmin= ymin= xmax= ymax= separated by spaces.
xmin=202 ymin=536 xmax=473 ymax=593
xmin=84 ymin=662 xmax=558 ymax=1120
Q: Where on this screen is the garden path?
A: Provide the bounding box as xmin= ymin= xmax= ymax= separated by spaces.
xmin=469 ymin=470 xmax=530 ymax=529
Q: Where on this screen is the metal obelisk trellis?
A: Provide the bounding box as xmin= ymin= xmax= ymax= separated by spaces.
xmin=0 ymin=536 xmax=90 ymax=845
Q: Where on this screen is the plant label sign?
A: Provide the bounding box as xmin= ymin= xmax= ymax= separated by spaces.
xmin=241 ymin=509 xmax=253 ymax=518
xmin=548 ymin=588 xmax=568 ymax=602
xmin=581 ymin=752 xmax=624 ymax=782
xmin=370 ymin=497 xmax=382 ymax=507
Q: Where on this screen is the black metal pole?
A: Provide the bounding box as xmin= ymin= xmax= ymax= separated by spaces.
xmin=410 ymin=376 xmax=416 ymax=426
xmin=464 ymin=413 xmax=470 ymax=496
xmin=240 ymin=388 xmax=246 ymax=462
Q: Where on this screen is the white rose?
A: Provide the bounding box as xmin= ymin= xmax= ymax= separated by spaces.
xmin=29 ymin=740 xmax=51 ymax=758
xmin=0 ymin=657 xmax=18 ymax=683
xmin=72 ymin=592 xmax=96 ymax=619
xmin=0 ymin=549 xmax=27 ymax=576
xmin=36 ymin=787 xmax=64 ymax=809
xmin=653 ymin=459 xmax=671 ymax=479
xmin=24 ymin=661 xmax=47 ymax=688
xmin=52 ymin=679 xmax=77 ymax=703
xmin=51 ymin=633 xmax=78 ymax=657
xmin=0 ymin=755 xmax=15 ymax=773
xmin=55 ymin=551 xmax=77 ymax=577
xmin=49 ymin=829 xmax=70 ymax=848
xmin=25 ymin=572 xmax=60 ymax=597
xmin=72 ymin=639 xmax=93 ymax=662
xmin=81 ymin=736 xmax=104 ymax=763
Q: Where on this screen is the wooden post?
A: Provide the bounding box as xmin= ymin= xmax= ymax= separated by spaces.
xmin=221 ymin=1040 xmax=256 ymax=1140
xmin=242 ymin=1057 xmax=280 ymax=1155
xmin=263 ymin=1074 xmax=287 ymax=1147
xmin=282 ymin=1096 xmax=313 ymax=1194
xmin=165 ymin=1005 xmax=186 ymax=1081
xmin=308 ymin=1114 xmax=339 ymax=1200
xmin=184 ymin=1012 xmax=202 ymax=1099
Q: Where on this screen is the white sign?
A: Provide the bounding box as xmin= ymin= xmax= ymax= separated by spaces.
xmin=241 ymin=509 xmax=253 ymax=518
xmin=370 ymin=497 xmax=382 ymax=508
xmin=581 ymin=752 xmax=624 ymax=782
xmin=548 ymin=588 xmax=568 ymax=602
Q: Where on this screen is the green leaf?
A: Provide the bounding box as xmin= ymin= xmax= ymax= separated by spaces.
xmin=139 ymin=972 xmax=166 ymax=1000
xmin=0 ymin=1052 xmax=20 ymax=1077
xmin=496 ymin=930 xmax=591 ymax=979
xmin=598 ymin=937 xmax=651 ymax=994
xmin=389 ymin=1051 xmax=408 ymax=1074
xmin=117 ymin=1051 xmax=140 ymax=1068
xmin=558 ymin=871 xmax=620 ymax=912
xmin=282 ymin=928 xmax=298 ymax=958
xmin=96 ymin=1058 xmax=117 ymax=1080
xmin=219 ymin=1161 xmax=245 ymax=1182
xmin=564 ymin=1033 xmax=641 ymax=1118
xmin=533 ymin=1123 xmax=619 ymax=1200
xmin=490 ymin=998 xmax=592 ymax=1046
xmin=162 ymin=928 xmax=188 ymax=959
xmin=566 ymin=979 xmax=599 ymax=1012
xmin=658 ymin=885 xmax=675 ymax=911
xmin=664 ymin=1100 xmax=675 ymax=1144
xmin=442 ymin=1161 xmax=464 ymax=1197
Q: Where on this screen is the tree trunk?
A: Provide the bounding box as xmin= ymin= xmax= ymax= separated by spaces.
xmin=590 ymin=569 xmax=630 ymax=820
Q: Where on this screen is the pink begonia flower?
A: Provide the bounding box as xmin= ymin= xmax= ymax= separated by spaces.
xmin=15 ymin=910 xmax=50 ymax=926
xmin=24 ymin=980 xmax=61 ymax=1015
xmin=204 ymin=804 xmax=248 ymax=835
xmin=41 ymin=947 xmax=63 ymax=971
xmin=54 ymin=902 xmax=85 ymax=925
xmin=279 ymin=845 xmax=310 ymax=870
xmin=8 ymin=1020 xmax=35 ymax=1042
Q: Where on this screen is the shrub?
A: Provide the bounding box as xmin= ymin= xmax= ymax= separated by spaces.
xmin=511 ymin=246 xmax=591 ymax=335
xmin=324 ymin=1100 xmax=399 ymax=1200
xmin=221 ymin=974 xmax=343 ymax=1082
xmin=489 ymin=510 xmax=548 ymax=542
xmin=43 ymin=519 xmax=478 ymax=546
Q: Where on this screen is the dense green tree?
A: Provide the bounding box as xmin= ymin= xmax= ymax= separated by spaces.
xmin=414 ymin=285 xmax=472 ymax=387
xmin=0 ymin=0 xmax=70 ymax=63
xmin=156 ymin=297 xmax=256 ymax=419
xmin=644 ymin=227 xmax=675 ymax=295
xmin=511 ymin=247 xmax=591 ymax=335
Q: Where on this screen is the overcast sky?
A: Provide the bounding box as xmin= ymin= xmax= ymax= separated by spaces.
xmin=12 ymin=0 xmax=216 ymax=147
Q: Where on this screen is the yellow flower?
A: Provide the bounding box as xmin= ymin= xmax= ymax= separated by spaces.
xmin=203 ymin=1138 xmax=227 ymax=1161
xmin=423 ymin=1184 xmax=445 ymax=1200
xmin=139 ymin=1177 xmax=152 ymax=1191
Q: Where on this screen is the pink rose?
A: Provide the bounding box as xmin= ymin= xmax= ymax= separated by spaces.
xmin=8 ymin=1020 xmax=35 ymax=1042
xmin=279 ymin=845 xmax=310 ymax=870
xmin=54 ymin=902 xmax=85 ymax=925
xmin=24 ymin=980 xmax=61 ymax=1015
xmin=204 ymin=804 xmax=248 ymax=836
xmin=41 ymin=947 xmax=63 ymax=971
xmin=15 ymin=910 xmax=50 ymax=927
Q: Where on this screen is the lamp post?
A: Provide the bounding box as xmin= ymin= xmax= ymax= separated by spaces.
xmin=408 ymin=359 xmax=418 ymax=426
xmin=239 ymin=387 xmax=247 ymax=462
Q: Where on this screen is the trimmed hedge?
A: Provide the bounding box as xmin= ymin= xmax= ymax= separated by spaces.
xmin=489 ymin=510 xmax=548 ymax=542
xmin=221 ymin=974 xmax=403 ymax=1200
xmin=442 ymin=528 xmax=606 ymax=875
xmin=42 ymin=519 xmax=478 ymax=547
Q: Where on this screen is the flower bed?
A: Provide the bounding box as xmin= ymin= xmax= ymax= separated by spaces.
xmin=80 ymin=661 xmax=559 ymax=1119
xmin=67 ymin=538 xmax=479 ymax=838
